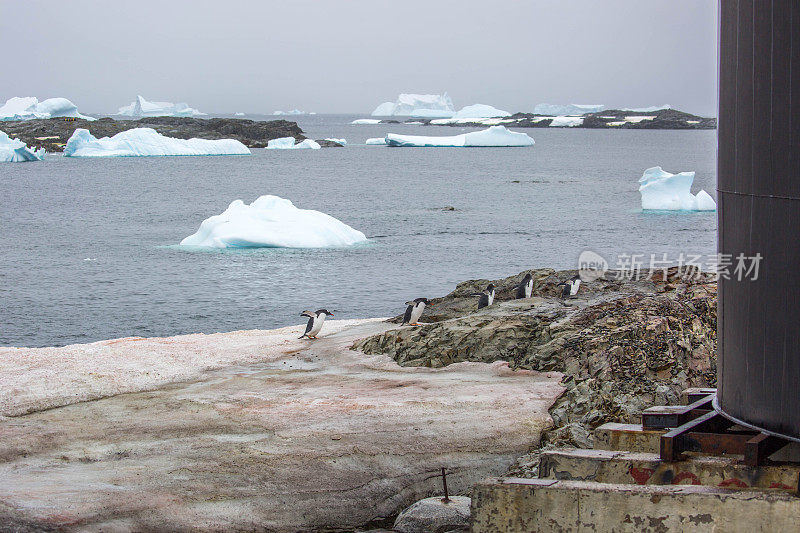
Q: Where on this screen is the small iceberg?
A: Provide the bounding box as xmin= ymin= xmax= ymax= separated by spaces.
xmin=452 ymin=104 xmax=511 ymax=118
xmin=371 ymin=93 xmax=455 ymax=117
xmin=0 ymin=96 xmax=94 ymax=121
xmin=0 ymin=131 xmax=45 ymax=162
xmin=385 ymin=125 xmax=534 ymax=147
xmin=324 ymin=138 xmax=347 ymax=146
xmin=64 ymin=128 xmax=251 ymax=157
xmin=234 ymin=112 xmax=245 ymax=116
xmin=266 ymin=137 xmax=321 ymax=150
xmin=180 ymin=195 xmax=368 ymax=248
xmin=638 ymin=166 xmax=716 ymax=211
xmin=352 ymin=119 xmax=382 ymax=125
xmin=365 ymin=138 xmax=387 ymax=145
xmin=273 ymin=109 xmax=310 ymax=115
xmin=117 ymin=95 xmax=205 ymax=117
xmin=534 ymin=103 xmax=604 ymax=115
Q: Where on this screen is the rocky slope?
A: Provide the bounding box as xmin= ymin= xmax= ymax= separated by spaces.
xmin=0 ymin=116 xmax=328 ymax=152
xmin=354 ymin=268 xmax=717 ymax=455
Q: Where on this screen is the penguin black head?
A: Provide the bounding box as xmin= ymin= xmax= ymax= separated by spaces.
xmin=414 ymin=297 xmax=431 ymax=305
xmin=571 ymin=274 xmax=581 ymax=281
xmin=316 ymin=309 xmax=333 ymax=316
xmin=486 ymin=283 xmax=495 ymax=292
xmin=522 ymin=273 xmax=533 ymax=282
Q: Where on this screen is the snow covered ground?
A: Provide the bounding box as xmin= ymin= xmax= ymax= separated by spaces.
xmin=117 ymin=95 xmax=205 ymax=117
xmin=638 ymin=166 xmax=716 ymax=211
xmin=0 ymin=96 xmax=94 ymax=121
xmin=64 ymin=128 xmax=250 ymax=157
xmin=180 ymin=195 xmax=367 ymax=248
xmin=385 ymin=125 xmax=534 ymax=147
xmin=0 ymin=130 xmax=45 ymax=162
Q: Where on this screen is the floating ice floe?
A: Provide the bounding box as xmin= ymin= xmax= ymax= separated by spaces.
xmin=452 ymin=104 xmax=511 ymax=118
xmin=117 ymin=95 xmax=205 ymax=117
xmin=352 ymin=119 xmax=382 ymax=125
xmin=638 ymin=166 xmax=716 ymax=211
xmin=385 ymin=125 xmax=534 ymax=147
xmin=371 ymin=93 xmax=455 ymax=117
xmin=180 ymin=195 xmax=368 ymax=248
xmin=266 ymin=137 xmax=321 ymax=149
xmin=64 ymin=128 xmax=250 ymax=157
xmin=0 ymin=130 xmax=45 ymax=162
xmin=534 ymin=103 xmax=604 ymax=115
xmin=365 ymin=138 xmax=387 ymax=145
xmin=324 ymin=138 xmax=347 ymax=146
xmin=549 ymin=116 xmax=584 ymax=127
xmin=0 ymin=96 xmax=94 ymax=121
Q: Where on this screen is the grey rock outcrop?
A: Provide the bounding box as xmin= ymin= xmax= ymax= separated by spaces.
xmin=393 ymin=496 xmax=471 ymax=533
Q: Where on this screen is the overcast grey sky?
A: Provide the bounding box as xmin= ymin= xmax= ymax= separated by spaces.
xmin=0 ymin=0 xmax=718 ymax=116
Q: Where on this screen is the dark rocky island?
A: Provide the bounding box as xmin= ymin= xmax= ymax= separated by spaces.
xmin=1 ymin=116 xmax=341 ymax=152
xmin=374 ymin=108 xmax=716 ymax=130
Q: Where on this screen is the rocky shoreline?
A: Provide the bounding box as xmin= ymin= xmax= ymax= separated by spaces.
xmin=373 ymin=108 xmax=716 ymax=130
xmin=0 ymin=268 xmax=717 ymax=531
xmin=1 ymin=116 xmax=341 ymax=152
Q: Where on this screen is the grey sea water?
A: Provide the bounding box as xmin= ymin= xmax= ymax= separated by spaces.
xmin=0 ymin=115 xmax=716 ymax=347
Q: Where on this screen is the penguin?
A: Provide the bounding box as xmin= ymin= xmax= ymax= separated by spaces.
xmin=402 ymin=298 xmax=431 ymax=326
xmin=476 ymin=283 xmax=495 ymax=309
xmin=299 ymin=309 xmax=333 ymax=339
xmin=557 ymin=275 xmax=582 ymax=299
xmin=515 ymin=273 xmax=534 ymax=299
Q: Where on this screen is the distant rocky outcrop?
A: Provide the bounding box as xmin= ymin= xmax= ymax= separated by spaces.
xmin=1 ymin=116 xmax=309 ymax=152
xmin=370 ymin=108 xmax=716 ymax=129
xmin=355 ymin=267 xmax=717 ymax=456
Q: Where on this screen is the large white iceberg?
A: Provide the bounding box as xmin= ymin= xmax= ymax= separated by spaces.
xmin=0 ymin=131 xmax=45 ymax=162
xmin=0 ymin=96 xmax=94 ymax=121
xmin=452 ymin=104 xmax=511 ymax=118
xmin=180 ymin=195 xmax=368 ymax=248
xmin=638 ymin=166 xmax=716 ymax=211
xmin=266 ymin=137 xmax=321 ymax=149
xmin=371 ymin=93 xmax=455 ymax=117
xmin=385 ymin=125 xmax=534 ymax=147
xmin=117 ymin=95 xmax=205 ymax=117
xmin=64 ymin=128 xmax=250 ymax=157
xmin=534 ymin=103 xmax=604 ymax=115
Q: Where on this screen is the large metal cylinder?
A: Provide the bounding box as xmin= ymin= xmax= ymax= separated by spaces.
xmin=716 ymin=0 xmax=800 ymax=440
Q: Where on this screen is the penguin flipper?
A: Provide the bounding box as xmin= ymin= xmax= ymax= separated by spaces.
xmin=402 ymin=305 xmax=413 ymax=325
xmin=302 ymin=317 xmax=314 ymax=336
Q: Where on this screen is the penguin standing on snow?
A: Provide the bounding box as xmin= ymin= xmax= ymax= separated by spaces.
xmin=476 ymin=283 xmax=495 ymax=309
xmin=299 ymin=309 xmax=333 ymax=339
xmin=515 ymin=273 xmax=534 ymax=299
xmin=402 ymin=298 xmax=431 ymax=326
xmin=557 ymin=275 xmax=582 ymax=299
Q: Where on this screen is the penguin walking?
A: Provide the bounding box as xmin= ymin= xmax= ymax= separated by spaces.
xmin=402 ymin=298 xmax=431 ymax=326
xmin=557 ymin=275 xmax=582 ymax=299
xmin=476 ymin=283 xmax=495 ymax=309
xmin=515 ymin=273 xmax=533 ymax=299
xmin=299 ymin=309 xmax=333 ymax=339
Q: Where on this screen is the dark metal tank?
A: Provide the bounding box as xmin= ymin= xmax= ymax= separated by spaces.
xmin=716 ymin=0 xmax=800 ymax=440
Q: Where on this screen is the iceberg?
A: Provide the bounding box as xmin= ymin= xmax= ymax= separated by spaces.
xmin=64 ymin=128 xmax=250 ymax=157
xmin=234 ymin=112 xmax=245 ymax=116
xmin=180 ymin=195 xmax=368 ymax=248
xmin=324 ymin=138 xmax=347 ymax=146
xmin=549 ymin=116 xmax=584 ymax=127
xmin=452 ymin=104 xmax=511 ymax=118
xmin=266 ymin=137 xmax=321 ymax=150
xmin=0 ymin=130 xmax=45 ymax=162
xmin=365 ymin=137 xmax=387 ymax=145
xmin=622 ymin=104 xmax=671 ymax=112
xmin=352 ymin=119 xmax=382 ymax=124
xmin=534 ymin=103 xmax=605 ymax=115
xmin=371 ymin=93 xmax=455 ymax=117
xmin=385 ymin=126 xmax=534 ymax=147
xmin=638 ymin=166 xmax=716 ymax=211
xmin=117 ymin=95 xmax=205 ymax=117
xmin=273 ymin=109 xmax=309 ymax=115
xmin=0 ymin=96 xmax=94 ymax=121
